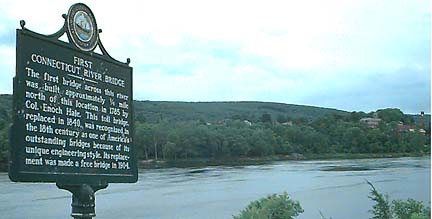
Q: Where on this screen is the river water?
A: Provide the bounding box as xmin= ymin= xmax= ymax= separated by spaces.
xmin=0 ymin=157 xmax=430 ymax=219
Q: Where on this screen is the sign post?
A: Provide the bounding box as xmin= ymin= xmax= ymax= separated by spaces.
xmin=10 ymin=3 xmax=137 ymax=218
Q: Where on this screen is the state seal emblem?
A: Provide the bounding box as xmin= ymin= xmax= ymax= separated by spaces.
xmin=66 ymin=3 xmax=98 ymax=51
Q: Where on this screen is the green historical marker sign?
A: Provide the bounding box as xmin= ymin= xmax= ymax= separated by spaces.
xmin=9 ymin=3 xmax=137 ymax=184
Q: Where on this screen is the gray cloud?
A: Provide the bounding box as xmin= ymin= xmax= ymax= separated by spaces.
xmin=303 ymin=67 xmax=431 ymax=114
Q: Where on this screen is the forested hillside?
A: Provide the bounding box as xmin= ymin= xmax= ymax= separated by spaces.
xmin=0 ymin=95 xmax=11 ymax=170
xmin=0 ymin=94 xmax=430 ymax=171
xmin=134 ymin=101 xmax=348 ymax=123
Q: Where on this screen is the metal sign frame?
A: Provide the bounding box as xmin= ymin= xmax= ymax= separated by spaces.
xmin=9 ymin=3 xmax=137 ymax=185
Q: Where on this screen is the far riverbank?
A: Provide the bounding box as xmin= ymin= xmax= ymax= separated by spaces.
xmin=138 ymin=152 xmax=430 ymax=169
xmin=0 ymin=152 xmax=428 ymax=172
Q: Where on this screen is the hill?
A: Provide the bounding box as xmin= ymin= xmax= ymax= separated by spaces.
xmin=0 ymin=94 xmax=12 ymax=122
xmin=0 ymin=94 xmax=428 ymax=126
xmin=134 ymin=100 xmax=348 ymax=123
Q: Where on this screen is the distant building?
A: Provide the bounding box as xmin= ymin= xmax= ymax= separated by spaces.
xmin=282 ymin=121 xmax=293 ymax=126
xmin=360 ymin=118 xmax=382 ymax=128
xmin=419 ymin=129 xmax=426 ymax=135
xmin=244 ymin=120 xmax=252 ymax=126
xmin=397 ymin=122 xmax=416 ymax=133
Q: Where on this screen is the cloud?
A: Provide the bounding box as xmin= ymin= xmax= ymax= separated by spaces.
xmin=0 ymin=45 xmax=14 ymax=93
xmin=303 ymin=66 xmax=431 ymax=113
xmin=0 ymin=0 xmax=429 ymax=113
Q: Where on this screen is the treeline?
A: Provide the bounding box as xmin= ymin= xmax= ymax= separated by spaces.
xmin=134 ymin=108 xmax=431 ymax=161
xmin=0 ymin=95 xmax=11 ymax=170
xmin=0 ymin=95 xmax=352 ymax=170
xmin=0 ymin=92 xmax=430 ymax=170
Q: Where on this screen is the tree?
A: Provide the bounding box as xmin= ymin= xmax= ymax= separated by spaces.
xmin=276 ymin=114 xmax=289 ymax=123
xmin=392 ymin=199 xmax=431 ymax=219
xmin=402 ymin=132 xmax=426 ymax=153
xmin=248 ymin=129 xmax=274 ymax=156
xmin=367 ymin=181 xmax=431 ymax=219
xmin=163 ymin=141 xmax=178 ymax=160
xmin=377 ymin=109 xmax=404 ymax=123
xmin=260 ymin=113 xmax=272 ymax=123
xmin=342 ymin=127 xmax=367 ymax=153
xmin=0 ymin=122 xmax=9 ymax=171
xmin=349 ymin=111 xmax=368 ymax=122
xmin=151 ymin=122 xmax=170 ymax=160
xmin=134 ymin=122 xmax=150 ymax=160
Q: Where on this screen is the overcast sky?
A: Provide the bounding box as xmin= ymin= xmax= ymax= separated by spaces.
xmin=0 ymin=0 xmax=430 ymax=114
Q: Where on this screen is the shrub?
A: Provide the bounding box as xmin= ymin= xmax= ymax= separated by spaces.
xmin=233 ymin=192 xmax=303 ymax=219
xmin=368 ymin=181 xmax=391 ymax=219
xmin=367 ymin=181 xmax=431 ymax=219
xmin=392 ymin=199 xmax=430 ymax=219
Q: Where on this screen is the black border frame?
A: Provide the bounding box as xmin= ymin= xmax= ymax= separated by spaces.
xmin=9 ymin=27 xmax=137 ymax=184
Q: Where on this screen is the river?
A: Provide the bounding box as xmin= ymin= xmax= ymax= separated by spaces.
xmin=0 ymin=157 xmax=430 ymax=219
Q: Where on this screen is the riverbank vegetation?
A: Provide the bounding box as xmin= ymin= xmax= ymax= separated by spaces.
xmin=133 ymin=107 xmax=430 ymax=166
xmin=0 ymin=95 xmax=430 ymax=171
xmin=233 ymin=192 xmax=303 ymax=219
xmin=233 ymin=182 xmax=431 ymax=219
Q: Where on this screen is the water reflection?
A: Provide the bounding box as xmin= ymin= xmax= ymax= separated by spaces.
xmin=0 ymin=157 xmax=429 ymax=219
